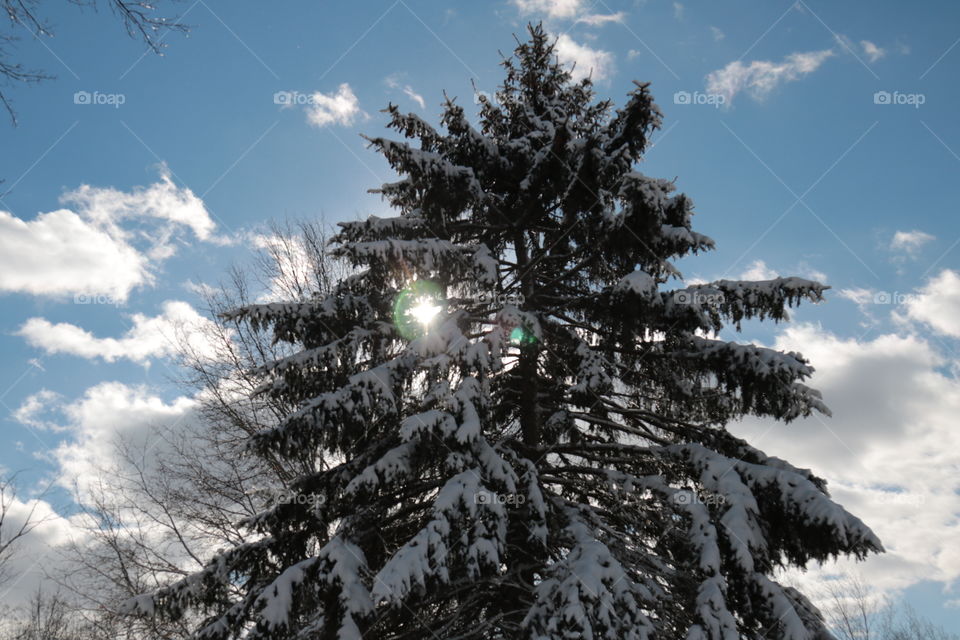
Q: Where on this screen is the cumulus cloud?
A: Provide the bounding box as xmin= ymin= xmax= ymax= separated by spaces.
xmin=706 ymin=49 xmax=834 ymax=105
xmin=53 ymin=382 xmax=199 ymax=491
xmin=0 ymin=209 xmax=148 ymax=300
xmin=900 ymin=269 xmax=960 ymax=338
xmin=889 ymin=229 xmax=934 ymax=258
xmin=730 ymin=323 xmax=960 ymax=596
xmin=738 ymin=259 xmax=779 ymax=280
xmin=2 ymin=380 xmax=213 ymax=606
xmin=305 ymin=83 xmax=367 ymax=128
xmin=554 ymin=33 xmax=615 ymax=82
xmin=0 ymin=168 xmax=216 ymax=301
xmin=0 ymin=492 xmax=84 ymax=607
xmin=16 ymin=300 xmax=217 ymax=364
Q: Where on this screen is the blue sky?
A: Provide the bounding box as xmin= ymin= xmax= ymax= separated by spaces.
xmin=1 ymin=0 xmax=959 ymax=628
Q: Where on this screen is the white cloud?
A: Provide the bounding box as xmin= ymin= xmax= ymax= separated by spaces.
xmin=836 ymin=34 xmax=888 ymax=65
xmin=837 ymin=286 xmax=875 ymax=307
xmin=730 ymin=323 xmax=960 ymax=596
xmin=1 ymin=381 xmax=214 ymax=607
xmin=305 ymin=83 xmax=367 ymax=128
xmin=673 ymin=1 xmax=684 ymax=20
xmin=17 ymin=300 xmax=217 ymax=364
xmin=0 ymin=169 xmax=216 ymax=302
xmin=61 ymin=168 xmax=214 ymax=242
xmin=51 ymin=382 xmax=198 ymax=492
xmin=512 ymin=0 xmax=584 ymax=19
xmin=710 ymin=26 xmax=725 ymax=42
xmin=402 ymin=86 xmax=425 ymax=109
xmin=900 ymin=269 xmax=960 ymax=338
xmin=739 ymin=259 xmax=779 ymax=281
xmin=12 ymin=390 xmax=64 ymax=432
xmin=861 ymin=40 xmax=886 ymax=63
xmin=0 ymin=492 xmax=84 ymax=607
xmin=512 ymin=0 xmax=622 ymax=26
xmin=554 ymin=33 xmax=615 ymax=82
xmin=576 ymin=12 xmax=625 ymax=26
xmin=890 ymin=229 xmax=934 ymax=257
xmin=385 ymin=75 xmax=426 ymax=110
xmin=706 ymin=49 xmax=834 ymax=105
xmin=0 ymin=209 xmax=149 ymax=300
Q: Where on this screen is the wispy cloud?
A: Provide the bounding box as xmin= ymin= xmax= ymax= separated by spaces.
xmin=861 ymin=40 xmax=886 ymax=63
xmin=513 ymin=0 xmax=621 ymax=26
xmin=706 ymin=48 xmax=834 ymax=105
xmin=575 ymin=12 xmax=624 ymax=26
xmin=512 ymin=0 xmax=584 ymax=19
xmin=890 ymin=229 xmax=934 ymax=258
xmin=385 ymin=75 xmax=426 ymax=110
xmin=709 ymin=26 xmax=724 ymax=42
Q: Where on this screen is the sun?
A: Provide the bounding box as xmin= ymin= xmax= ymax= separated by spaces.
xmin=393 ymin=280 xmax=444 ymax=339
xmin=406 ymin=295 xmax=443 ymax=327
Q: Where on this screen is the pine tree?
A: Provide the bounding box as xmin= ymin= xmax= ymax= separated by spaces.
xmin=124 ymin=25 xmax=881 ymax=640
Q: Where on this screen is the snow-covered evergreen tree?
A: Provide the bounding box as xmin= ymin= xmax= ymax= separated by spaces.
xmin=124 ymin=26 xmax=881 ymax=640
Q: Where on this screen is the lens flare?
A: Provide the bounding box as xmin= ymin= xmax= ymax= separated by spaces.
xmin=393 ymin=280 xmax=444 ymax=339
xmin=509 ymin=326 xmax=538 ymax=346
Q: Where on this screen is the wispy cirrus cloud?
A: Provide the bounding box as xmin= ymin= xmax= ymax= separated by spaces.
xmin=385 ymin=75 xmax=426 ymax=110
xmin=890 ymin=229 xmax=935 ymax=258
xmin=512 ymin=0 xmax=622 ymax=27
xmin=706 ymin=48 xmax=834 ymax=105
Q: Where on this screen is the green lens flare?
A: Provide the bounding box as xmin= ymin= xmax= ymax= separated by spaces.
xmin=393 ymin=280 xmax=444 ymax=340
xmin=509 ymin=326 xmax=538 ymax=346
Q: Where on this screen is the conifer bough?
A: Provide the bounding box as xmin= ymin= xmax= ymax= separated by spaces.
xmin=123 ymin=25 xmax=882 ymax=640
